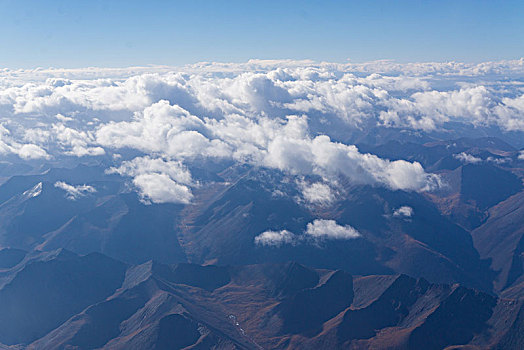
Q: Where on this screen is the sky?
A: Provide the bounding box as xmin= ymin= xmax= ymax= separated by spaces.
xmin=0 ymin=0 xmax=523 ymax=68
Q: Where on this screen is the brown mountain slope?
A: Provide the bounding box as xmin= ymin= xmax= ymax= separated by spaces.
xmin=472 ymin=190 xmax=524 ymax=294
xmin=0 ymin=256 xmax=514 ymax=350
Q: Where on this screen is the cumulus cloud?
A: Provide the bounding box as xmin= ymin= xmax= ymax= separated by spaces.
xmin=130 ymin=173 xmax=193 ymax=205
xmin=298 ymin=181 xmax=335 ymax=205
xmin=254 ymin=219 xmax=360 ymax=247
xmin=260 ymin=119 xmax=440 ymax=191
xmin=54 ymin=181 xmax=96 ymax=200
xmin=487 ymin=156 xmax=510 ymax=165
xmin=1 ymin=59 xmax=523 ymax=199
xmin=518 ymin=150 xmax=524 ymax=160
xmin=254 ymin=230 xmax=296 ymax=247
xmin=51 ymin=124 xmax=105 ymax=157
xmin=454 ymin=152 xmax=482 ymax=164
xmin=108 ymin=156 xmax=193 ymax=204
xmin=0 ymin=125 xmax=50 ymax=160
xmin=15 ymin=144 xmax=50 ymax=160
xmin=96 ymin=100 xmax=230 ymax=159
xmin=97 ymin=102 xmax=439 ymax=192
xmin=393 ymin=206 xmax=414 ymax=218
xmin=304 ymin=219 xmax=361 ymax=240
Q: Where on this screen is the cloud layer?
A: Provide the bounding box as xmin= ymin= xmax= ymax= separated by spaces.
xmin=1 ymin=59 xmax=523 ymax=203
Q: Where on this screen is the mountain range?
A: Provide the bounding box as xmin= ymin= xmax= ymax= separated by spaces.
xmin=0 ymin=134 xmax=522 ymax=348
xmin=0 ymin=249 xmax=522 ymax=349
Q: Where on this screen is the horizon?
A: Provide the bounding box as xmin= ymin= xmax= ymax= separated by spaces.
xmin=2 ymin=56 xmax=524 ymax=71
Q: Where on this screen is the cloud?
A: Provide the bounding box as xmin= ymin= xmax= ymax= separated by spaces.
xmin=393 ymin=206 xmax=414 ymax=218
xmin=108 ymin=156 xmax=193 ymax=204
xmin=0 ymin=125 xmax=50 ymax=160
xmin=254 ymin=230 xmax=296 ymax=247
xmin=15 ymin=144 xmax=50 ymax=160
xmin=255 ymin=219 xmax=360 ymax=247
xmin=304 ymin=219 xmax=361 ymax=240
xmin=487 ymin=156 xmax=510 ymax=165
xmin=3 ymin=58 xmax=523 ymax=83
xmin=452 ymin=152 xmax=511 ymax=165
xmin=260 ymin=118 xmax=440 ymax=191
xmin=96 ymin=100 xmax=230 ymax=159
xmin=98 ymin=103 xmax=439 ymax=193
xmin=109 ymin=156 xmax=192 ymax=184
xmin=454 ymin=152 xmax=482 ymax=164
xmin=54 ymin=181 xmax=96 ymax=200
xmin=131 ymin=173 xmax=193 ymax=205
xmin=1 ymin=59 xmax=523 ymax=200
xmin=50 ymin=124 xmax=105 ymax=157
xmin=298 ymin=181 xmax=335 ymax=205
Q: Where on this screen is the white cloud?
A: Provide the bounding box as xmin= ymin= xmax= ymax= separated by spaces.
xmin=54 ymin=181 xmax=96 ymax=200
xmin=393 ymin=206 xmax=414 ymax=218
xmin=1 ymin=59 xmax=523 ymax=200
xmin=15 ymin=144 xmax=50 ymax=160
xmin=97 ymin=104 xmax=439 ymax=193
xmin=51 ymin=124 xmax=105 ymax=157
xmin=298 ymin=181 xmax=335 ymax=205
xmin=454 ymin=152 xmax=482 ymax=164
xmin=518 ymin=150 xmax=524 ymax=160
xmin=108 ymin=156 xmax=193 ymax=204
xmin=255 ymin=219 xmax=361 ymax=247
xmin=96 ymin=100 xmax=230 ymax=159
xmin=258 ymin=119 xmax=440 ymax=191
xmin=304 ymin=219 xmax=360 ymax=240
xmin=254 ymin=230 xmax=296 ymax=247
xmin=487 ymin=156 xmax=510 ymax=165
xmin=3 ymin=58 xmax=523 ymax=83
xmin=131 ymin=173 xmax=193 ymax=204
xmin=0 ymin=124 xmax=50 ymax=160
xmin=109 ymin=156 xmax=192 ymax=184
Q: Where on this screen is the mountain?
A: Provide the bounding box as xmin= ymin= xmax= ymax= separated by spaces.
xmin=0 ymin=252 xmax=521 ymax=349
xmin=472 ymin=191 xmax=524 ymax=295
xmin=0 ymin=248 xmax=26 ymax=268
xmin=177 ymin=170 xmax=494 ymax=291
xmin=0 ymin=165 xmax=187 ymax=265
xmin=0 ymin=249 xmax=127 ymax=345
xmin=0 ymin=136 xmax=522 ymax=348
xmin=0 ymin=136 xmax=522 ymax=294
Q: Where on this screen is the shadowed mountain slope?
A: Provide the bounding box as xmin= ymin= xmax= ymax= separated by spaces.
xmin=0 ymin=255 xmax=518 ymax=349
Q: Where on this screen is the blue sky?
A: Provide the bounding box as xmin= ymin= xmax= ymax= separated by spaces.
xmin=0 ymin=0 xmax=522 ymax=68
